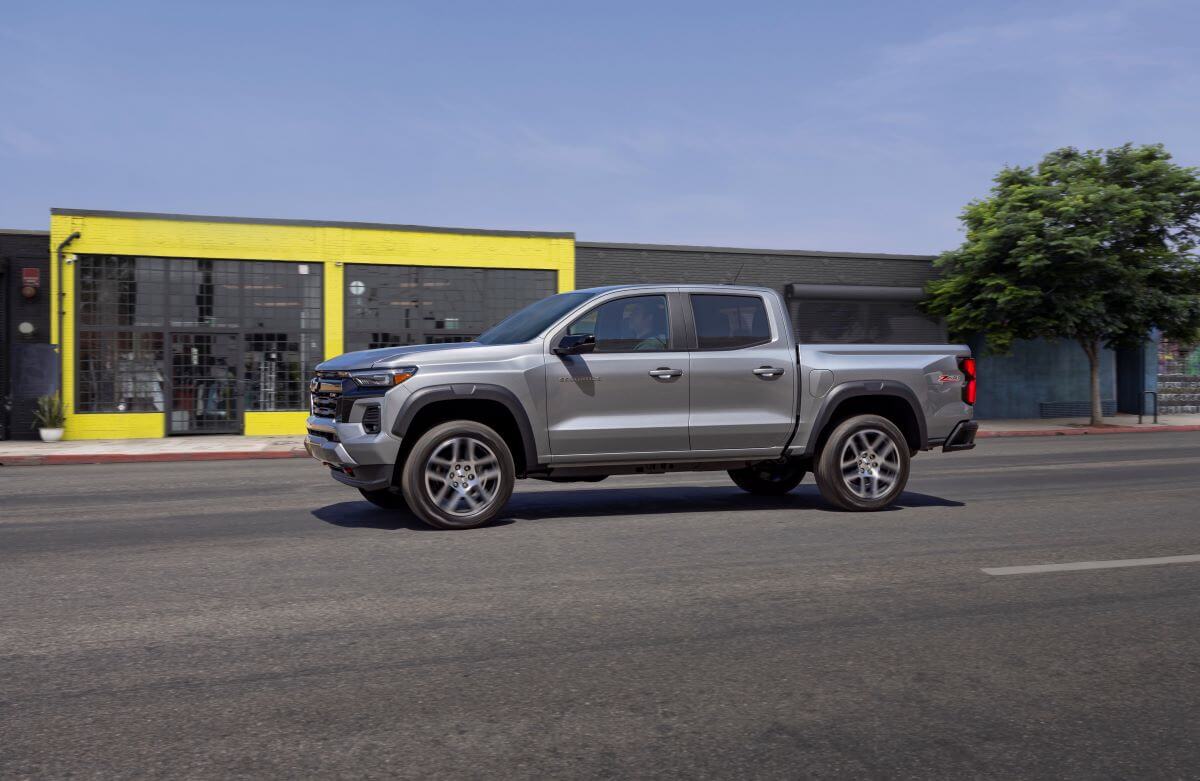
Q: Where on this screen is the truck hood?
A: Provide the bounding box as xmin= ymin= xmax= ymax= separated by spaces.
xmin=316 ymin=341 xmax=505 ymax=371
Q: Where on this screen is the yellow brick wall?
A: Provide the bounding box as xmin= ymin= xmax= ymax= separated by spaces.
xmin=50 ymin=212 xmax=575 ymax=440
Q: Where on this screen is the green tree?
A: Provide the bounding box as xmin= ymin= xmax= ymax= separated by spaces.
xmin=923 ymin=143 xmax=1200 ymax=425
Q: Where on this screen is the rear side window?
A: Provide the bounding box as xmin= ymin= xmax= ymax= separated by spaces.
xmin=690 ymin=294 xmax=771 ymax=350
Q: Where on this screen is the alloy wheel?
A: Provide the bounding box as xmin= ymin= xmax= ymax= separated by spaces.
xmin=839 ymin=428 xmax=900 ymax=500
xmin=423 ymin=436 xmax=503 ymax=516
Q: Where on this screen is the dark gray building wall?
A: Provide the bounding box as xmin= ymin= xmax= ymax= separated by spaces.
xmin=577 ymin=242 xmax=946 ymax=344
xmin=576 ymin=242 xmax=939 ymax=291
xmin=1 ymin=230 xmax=51 ymax=440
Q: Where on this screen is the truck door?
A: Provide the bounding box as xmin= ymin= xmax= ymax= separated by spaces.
xmin=685 ymin=292 xmax=796 ymax=453
xmin=545 ymin=293 xmax=691 ymax=458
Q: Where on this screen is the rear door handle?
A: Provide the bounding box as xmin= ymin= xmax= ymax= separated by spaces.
xmin=648 ymin=367 xmax=683 ymax=378
xmin=753 ymin=366 xmax=785 ymax=377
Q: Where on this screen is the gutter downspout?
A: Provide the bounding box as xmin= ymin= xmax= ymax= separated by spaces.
xmin=55 ymin=231 xmax=81 ymax=403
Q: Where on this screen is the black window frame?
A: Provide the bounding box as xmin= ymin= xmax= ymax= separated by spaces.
xmin=684 ymin=292 xmax=774 ymax=351
xmin=73 ymin=254 xmax=324 ymax=415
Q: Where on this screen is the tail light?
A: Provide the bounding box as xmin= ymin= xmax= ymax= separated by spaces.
xmin=959 ymin=357 xmax=977 ymax=405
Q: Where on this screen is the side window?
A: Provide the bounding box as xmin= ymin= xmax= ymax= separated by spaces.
xmin=691 ymin=294 xmax=771 ymax=350
xmin=567 ymin=295 xmax=669 ymax=352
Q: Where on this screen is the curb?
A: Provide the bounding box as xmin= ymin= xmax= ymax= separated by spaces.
xmin=0 ymin=450 xmax=307 ymax=467
xmin=977 ymin=424 xmax=1200 ymax=438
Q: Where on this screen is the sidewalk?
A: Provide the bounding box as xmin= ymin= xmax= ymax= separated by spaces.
xmin=2 ymin=413 xmax=1199 ymax=466
xmin=976 ymin=412 xmax=1200 ymax=438
xmin=0 ymin=435 xmax=306 ymax=466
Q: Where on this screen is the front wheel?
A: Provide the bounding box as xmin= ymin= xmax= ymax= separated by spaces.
xmin=815 ymin=414 xmax=910 ymax=511
xmin=728 ymin=460 xmax=806 ymax=495
xmin=400 ymin=420 xmax=515 ymax=530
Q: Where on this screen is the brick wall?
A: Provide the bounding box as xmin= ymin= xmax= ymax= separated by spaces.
xmin=575 ymin=243 xmax=939 ymax=292
xmin=1 ymin=230 xmax=51 ymax=440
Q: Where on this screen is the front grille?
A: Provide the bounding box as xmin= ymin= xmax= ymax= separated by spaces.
xmin=312 ymin=396 xmax=338 ymax=417
xmin=361 ymin=405 xmax=381 ymax=434
xmin=307 ymin=427 xmax=338 ymax=442
xmin=310 ymin=371 xmax=347 ymax=418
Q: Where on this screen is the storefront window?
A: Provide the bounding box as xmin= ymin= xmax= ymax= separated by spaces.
xmin=343 ymin=265 xmax=557 ymax=352
xmin=76 ymin=331 xmax=165 ymax=412
xmin=75 ymin=255 xmax=323 ymax=416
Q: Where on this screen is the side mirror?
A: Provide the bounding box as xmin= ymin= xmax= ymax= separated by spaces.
xmin=553 ymin=334 xmax=596 ymax=356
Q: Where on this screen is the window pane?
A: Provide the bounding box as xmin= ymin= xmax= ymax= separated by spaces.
xmin=343 ymin=265 xmax=558 ymax=352
xmin=77 ymin=256 xmax=166 ymax=327
xmin=243 ymin=332 xmax=321 ymax=411
xmin=169 ymin=260 xmax=241 ymax=329
xmin=74 ymin=255 xmax=322 ymax=417
xmin=691 ymin=294 xmax=770 ymax=350
xmin=76 ymin=331 xmax=165 ymax=412
xmin=571 ymin=295 xmax=669 ymax=352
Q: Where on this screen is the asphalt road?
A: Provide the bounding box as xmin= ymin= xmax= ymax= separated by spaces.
xmin=2 ymin=432 xmax=1199 ymax=779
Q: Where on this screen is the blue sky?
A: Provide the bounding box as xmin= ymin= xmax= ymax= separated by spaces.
xmin=1 ymin=0 xmax=1197 ymax=253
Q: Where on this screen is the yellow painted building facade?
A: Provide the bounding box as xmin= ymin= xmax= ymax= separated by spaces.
xmin=49 ymin=209 xmax=575 ymax=440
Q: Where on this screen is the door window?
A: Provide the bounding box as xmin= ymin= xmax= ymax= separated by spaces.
xmin=567 ymin=295 xmax=669 ymax=352
xmin=690 ymin=294 xmax=771 ymax=350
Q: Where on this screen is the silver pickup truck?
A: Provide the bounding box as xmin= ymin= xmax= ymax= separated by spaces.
xmin=305 ymin=285 xmax=977 ymax=529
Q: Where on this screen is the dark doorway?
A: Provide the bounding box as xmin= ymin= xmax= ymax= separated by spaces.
xmin=167 ymin=333 xmax=242 ymax=434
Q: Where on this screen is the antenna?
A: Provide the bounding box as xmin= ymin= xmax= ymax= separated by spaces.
xmin=727 ymin=261 xmax=747 ymax=285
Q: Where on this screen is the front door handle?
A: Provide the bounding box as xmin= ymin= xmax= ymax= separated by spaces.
xmin=753 ymin=366 xmax=785 ymax=378
xmin=648 ymin=367 xmax=683 ymax=379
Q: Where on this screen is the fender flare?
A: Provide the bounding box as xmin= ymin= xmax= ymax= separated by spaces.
xmin=803 ymin=380 xmax=927 ymax=455
xmin=392 ymin=383 xmax=540 ymax=473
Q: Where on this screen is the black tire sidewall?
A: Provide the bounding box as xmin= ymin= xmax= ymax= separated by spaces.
xmin=358 ymin=486 xmax=409 ymax=510
xmin=728 ymin=462 xmax=806 ymax=495
xmin=401 ymin=420 xmax=515 ymax=530
xmin=816 ymin=415 xmax=910 ymax=511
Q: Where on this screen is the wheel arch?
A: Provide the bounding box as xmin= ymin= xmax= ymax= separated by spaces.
xmin=805 ymin=381 xmax=927 ymax=456
xmin=392 ymin=384 xmax=539 ymax=478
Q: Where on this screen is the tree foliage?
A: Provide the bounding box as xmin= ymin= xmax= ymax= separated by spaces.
xmin=923 ymin=144 xmax=1200 ymax=421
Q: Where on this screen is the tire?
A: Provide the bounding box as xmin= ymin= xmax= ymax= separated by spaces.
xmin=359 ymin=486 xmax=409 ymax=510
xmin=815 ymin=414 xmax=911 ymax=511
xmin=728 ymin=460 xmax=806 ymax=495
xmin=400 ymin=420 xmax=516 ymax=530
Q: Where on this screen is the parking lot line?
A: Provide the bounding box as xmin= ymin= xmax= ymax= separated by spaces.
xmin=982 ymin=554 xmax=1200 ymax=576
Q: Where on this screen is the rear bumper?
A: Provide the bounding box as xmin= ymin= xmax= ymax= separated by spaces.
xmin=942 ymin=420 xmax=978 ymax=452
xmin=304 ymin=415 xmax=401 ymax=491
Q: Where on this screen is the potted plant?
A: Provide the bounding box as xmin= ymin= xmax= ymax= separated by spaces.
xmin=32 ymin=395 xmax=66 ymax=442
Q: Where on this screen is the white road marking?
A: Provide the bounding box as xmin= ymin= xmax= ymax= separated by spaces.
xmin=929 ymin=456 xmax=1199 ymax=477
xmin=983 ymin=554 xmax=1200 ymax=576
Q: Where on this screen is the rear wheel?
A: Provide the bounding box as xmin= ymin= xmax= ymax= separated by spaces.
xmin=815 ymin=414 xmax=910 ymax=511
xmin=728 ymin=460 xmax=806 ymax=495
xmin=400 ymin=420 xmax=515 ymax=530
xmin=359 ymin=486 xmax=409 ymax=510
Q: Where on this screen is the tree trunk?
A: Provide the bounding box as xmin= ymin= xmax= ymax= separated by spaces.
xmin=1080 ymin=339 xmax=1103 ymax=426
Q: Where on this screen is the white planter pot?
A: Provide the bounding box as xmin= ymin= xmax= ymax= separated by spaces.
xmin=39 ymin=427 xmax=65 ymax=443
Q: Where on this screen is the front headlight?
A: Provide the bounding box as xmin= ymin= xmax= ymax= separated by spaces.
xmin=349 ymin=366 xmax=418 ymax=387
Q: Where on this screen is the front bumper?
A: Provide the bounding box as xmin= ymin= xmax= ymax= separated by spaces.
xmin=304 ymin=414 xmax=401 ymax=491
xmin=942 ymin=419 xmax=978 ymax=452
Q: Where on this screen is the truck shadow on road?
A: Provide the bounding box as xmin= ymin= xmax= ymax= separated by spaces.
xmin=311 ymin=485 xmax=963 ymax=531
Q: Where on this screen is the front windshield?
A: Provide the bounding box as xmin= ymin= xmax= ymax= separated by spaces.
xmin=477 ymin=290 xmax=598 ymax=345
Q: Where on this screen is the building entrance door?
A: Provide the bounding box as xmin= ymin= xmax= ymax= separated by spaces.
xmin=167 ymin=333 xmax=243 ymax=434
